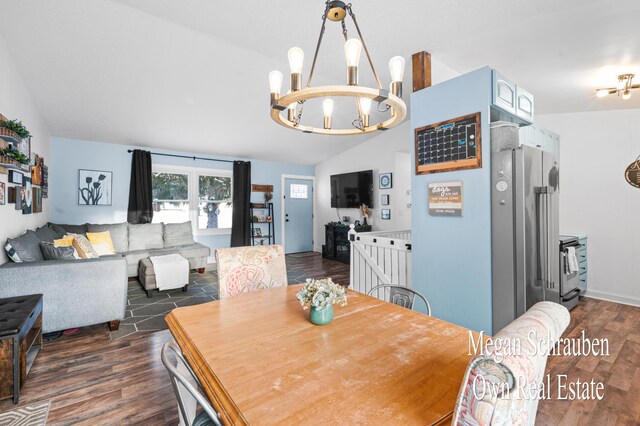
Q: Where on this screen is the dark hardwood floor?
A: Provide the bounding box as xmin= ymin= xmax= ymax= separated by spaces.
xmin=0 ymin=253 xmax=637 ymax=425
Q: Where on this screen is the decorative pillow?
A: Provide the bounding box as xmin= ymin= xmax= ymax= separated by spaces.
xmin=34 ymin=225 xmax=60 ymax=242
xmin=128 ymin=223 xmax=164 ymax=251
xmin=53 ymin=235 xmax=80 ymax=259
xmin=40 ymin=242 xmax=76 ymax=261
xmin=56 ymin=223 xmax=88 ymax=235
xmin=87 ymin=223 xmax=128 ymax=253
xmin=47 ymin=223 xmax=67 ymax=239
xmin=5 ymin=231 xmax=45 ymax=263
xmin=86 ymin=231 xmax=116 ymax=256
xmin=163 ymin=221 xmax=195 ymax=247
xmin=70 ymin=234 xmax=99 ymax=259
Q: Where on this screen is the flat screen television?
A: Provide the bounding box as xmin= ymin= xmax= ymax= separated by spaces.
xmin=330 ymin=170 xmax=374 ymax=208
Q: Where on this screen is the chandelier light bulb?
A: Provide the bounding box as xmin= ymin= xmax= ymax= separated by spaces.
xmin=596 ymin=89 xmax=609 ymax=98
xmin=269 ymin=70 xmax=283 ymax=94
xmin=323 ymin=98 xmax=334 ymax=129
xmin=288 ymin=47 xmax=304 ymax=74
xmin=389 ymin=56 xmax=405 ymax=83
xmin=344 ymin=38 xmax=363 ymax=67
xmin=622 ymin=90 xmax=632 ymax=100
xmin=359 ymin=97 xmax=372 ymax=115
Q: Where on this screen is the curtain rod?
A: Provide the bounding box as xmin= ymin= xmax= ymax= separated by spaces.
xmin=127 ymin=149 xmax=235 ymax=164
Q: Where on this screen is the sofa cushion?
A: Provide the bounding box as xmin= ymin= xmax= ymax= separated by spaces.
xmin=47 ymin=223 xmax=67 ymax=239
xmin=87 ymin=223 xmax=128 ymax=253
xmin=35 ymin=225 xmax=60 ymax=242
xmin=40 ymin=242 xmax=76 ymax=261
xmin=5 ymin=231 xmax=45 ymax=263
xmin=124 ymin=243 xmax=210 ymax=267
xmin=163 ymin=221 xmax=195 ymax=247
xmin=86 ymin=231 xmax=116 ymax=256
xmin=53 ymin=223 xmax=87 ymax=235
xmin=128 ymin=223 xmax=164 ymax=251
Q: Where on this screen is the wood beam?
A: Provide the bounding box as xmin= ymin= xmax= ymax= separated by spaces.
xmin=412 ymin=51 xmax=432 ymax=92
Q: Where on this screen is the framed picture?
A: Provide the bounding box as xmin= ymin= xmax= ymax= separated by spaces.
xmin=8 ymin=170 xmax=23 ymax=185
xmin=0 ymin=182 xmax=4 ymax=205
xmin=42 ymin=165 xmax=48 ymax=198
xmin=381 ymin=209 xmax=391 ymax=220
xmin=15 ymin=187 xmax=23 ymax=210
xmin=381 ymin=194 xmax=390 ymax=205
xmin=253 ymin=228 xmax=263 ymax=237
xmin=32 ymin=187 xmax=42 ymax=213
xmin=22 ymin=176 xmax=32 ymax=215
xmin=78 ymin=169 xmax=112 ymax=206
xmin=379 ymin=172 xmax=392 ymax=189
xmin=8 ymin=186 xmax=18 ymax=204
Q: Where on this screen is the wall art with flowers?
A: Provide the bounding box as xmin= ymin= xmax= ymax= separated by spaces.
xmin=78 ymin=169 xmax=112 ymax=206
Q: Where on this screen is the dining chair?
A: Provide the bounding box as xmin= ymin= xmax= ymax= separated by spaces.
xmin=215 ymin=245 xmax=287 ymax=298
xmin=451 ymin=301 xmax=570 ymax=425
xmin=367 ymin=284 xmax=431 ymax=315
xmin=161 ymin=342 xmax=222 ymax=426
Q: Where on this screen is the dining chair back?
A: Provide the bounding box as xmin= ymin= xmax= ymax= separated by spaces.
xmin=215 ymin=245 xmax=287 ymax=298
xmin=452 ymin=301 xmax=570 ymax=425
xmin=161 ymin=342 xmax=222 ymax=426
xmin=367 ymin=284 xmax=431 ymax=315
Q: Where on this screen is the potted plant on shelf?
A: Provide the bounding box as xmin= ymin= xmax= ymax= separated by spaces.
xmin=0 ymin=118 xmax=31 ymax=141
xmin=0 ymin=147 xmax=30 ymax=168
xmin=296 ymin=278 xmax=347 ymax=325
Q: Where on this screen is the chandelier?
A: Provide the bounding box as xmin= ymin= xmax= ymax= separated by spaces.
xmin=268 ymin=1 xmax=407 ymax=135
xmin=596 ymin=74 xmax=639 ymax=100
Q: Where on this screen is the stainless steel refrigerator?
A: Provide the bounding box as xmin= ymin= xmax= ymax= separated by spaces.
xmin=490 ymin=123 xmax=560 ymax=335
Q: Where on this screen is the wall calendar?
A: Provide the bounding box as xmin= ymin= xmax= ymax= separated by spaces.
xmin=414 ymin=112 xmax=482 ymax=175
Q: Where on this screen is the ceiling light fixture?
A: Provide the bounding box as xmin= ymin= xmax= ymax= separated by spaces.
xmin=268 ymin=0 xmax=407 ymax=135
xmin=595 ymin=74 xmax=639 ymax=100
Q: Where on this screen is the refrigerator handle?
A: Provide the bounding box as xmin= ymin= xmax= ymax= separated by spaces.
xmin=546 ymin=190 xmax=555 ymax=289
xmin=535 ymin=186 xmax=550 ymax=289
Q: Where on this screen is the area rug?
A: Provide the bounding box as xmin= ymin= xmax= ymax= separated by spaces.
xmin=110 ymin=271 xmax=219 ymax=340
xmin=0 ymin=400 xmax=50 ymax=426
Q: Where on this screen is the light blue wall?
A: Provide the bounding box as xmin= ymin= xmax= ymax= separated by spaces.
xmin=50 ymin=137 xmax=314 ymax=256
xmin=410 ymin=67 xmax=493 ymax=333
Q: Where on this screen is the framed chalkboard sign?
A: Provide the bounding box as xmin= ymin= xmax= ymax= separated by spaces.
xmin=414 ymin=112 xmax=482 ymax=175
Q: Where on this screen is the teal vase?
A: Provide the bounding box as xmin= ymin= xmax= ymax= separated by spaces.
xmin=309 ymin=305 xmax=334 ymax=325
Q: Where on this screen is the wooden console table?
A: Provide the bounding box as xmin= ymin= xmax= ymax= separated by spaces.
xmin=0 ymin=294 xmax=43 ymax=404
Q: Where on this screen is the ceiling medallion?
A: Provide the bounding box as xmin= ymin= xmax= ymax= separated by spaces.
xmin=596 ymin=73 xmax=639 ymax=100
xmin=268 ymin=1 xmax=407 ymax=135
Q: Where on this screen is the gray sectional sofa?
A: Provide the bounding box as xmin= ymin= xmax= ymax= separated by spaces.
xmin=0 ymin=221 xmax=210 ymax=333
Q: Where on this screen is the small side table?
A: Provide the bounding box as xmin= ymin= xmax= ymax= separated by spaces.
xmin=0 ymin=294 xmax=43 ymax=404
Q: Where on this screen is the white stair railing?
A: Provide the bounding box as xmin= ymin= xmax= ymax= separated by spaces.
xmin=348 ymin=226 xmax=412 ymax=294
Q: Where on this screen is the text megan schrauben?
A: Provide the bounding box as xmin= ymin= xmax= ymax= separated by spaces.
xmin=468 ymin=329 xmax=608 ymax=401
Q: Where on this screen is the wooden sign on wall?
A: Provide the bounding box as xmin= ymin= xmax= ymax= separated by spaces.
xmin=252 ymin=184 xmax=273 ymax=192
xmin=428 ymin=181 xmax=463 ymax=216
xmin=415 ymin=112 xmax=482 ymax=175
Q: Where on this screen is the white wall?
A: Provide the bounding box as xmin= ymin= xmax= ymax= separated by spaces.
xmin=537 ymin=108 xmax=640 ymax=306
xmin=0 ymin=33 xmax=50 ymax=263
xmin=313 ymin=58 xmax=459 ymax=252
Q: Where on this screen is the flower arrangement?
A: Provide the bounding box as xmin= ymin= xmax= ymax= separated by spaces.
xmin=296 ymin=278 xmax=347 ymax=312
xmin=360 ymin=203 xmax=370 ymax=219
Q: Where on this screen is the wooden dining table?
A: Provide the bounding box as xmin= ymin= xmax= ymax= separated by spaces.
xmin=165 ymin=285 xmax=479 ymax=425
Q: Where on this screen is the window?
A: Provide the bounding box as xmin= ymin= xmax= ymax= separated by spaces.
xmin=152 ymin=166 xmax=232 ymax=234
xmin=290 ymin=183 xmax=308 ymax=199
xmin=198 ymin=175 xmax=232 ymax=230
xmin=152 ymin=172 xmax=189 ymax=224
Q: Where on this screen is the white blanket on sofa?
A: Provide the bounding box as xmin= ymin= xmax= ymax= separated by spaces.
xmin=150 ymin=254 xmax=189 ymax=291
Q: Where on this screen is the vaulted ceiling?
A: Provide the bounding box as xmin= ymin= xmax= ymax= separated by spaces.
xmin=1 ymin=0 xmax=638 ymax=165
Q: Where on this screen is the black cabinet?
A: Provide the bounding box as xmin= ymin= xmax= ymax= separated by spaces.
xmin=322 ymin=224 xmax=350 ymax=264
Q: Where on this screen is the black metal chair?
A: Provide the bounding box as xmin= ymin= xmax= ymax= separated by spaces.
xmin=367 ymin=285 xmax=431 ymax=315
xmin=161 ymin=342 xmax=222 ymax=426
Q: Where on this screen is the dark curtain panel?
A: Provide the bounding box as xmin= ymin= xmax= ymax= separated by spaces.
xmin=230 ymin=160 xmax=251 ymax=247
xmin=127 ymin=149 xmax=153 ymax=224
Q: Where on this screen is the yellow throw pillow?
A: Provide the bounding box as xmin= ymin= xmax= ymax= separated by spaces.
xmin=70 ymin=234 xmax=99 ymax=259
xmin=53 ymin=236 xmax=74 ymax=247
xmin=86 ymin=231 xmax=116 ymax=256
